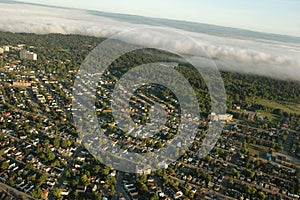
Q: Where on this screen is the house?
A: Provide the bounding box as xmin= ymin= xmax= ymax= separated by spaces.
xmin=91 ymin=184 xmax=97 ymax=192
xmin=76 ymin=156 xmax=85 ymax=162
xmin=43 ymin=189 xmax=49 ymax=199
xmin=24 ymin=185 xmax=34 ymax=193
xmin=61 ymin=187 xmax=69 ymax=196
xmin=110 ymin=170 xmax=116 ymax=177
xmin=76 ymin=185 xmax=87 ymax=193
xmin=0 ymin=172 xmax=8 ymax=182
xmin=214 ymin=184 xmax=221 ymax=191
xmin=174 ymin=191 xmax=183 ymax=199
xmin=208 ymin=182 xmax=215 ymax=188
xmin=136 ymin=165 xmax=151 ymax=175
xmin=0 ymin=191 xmax=12 ymax=200
xmin=235 ymin=105 xmax=241 ymax=110
xmin=46 ymin=179 xmax=55 ymax=187
xmin=147 ymin=179 xmax=157 ymax=190
xmin=247 ymin=112 xmax=255 ymax=121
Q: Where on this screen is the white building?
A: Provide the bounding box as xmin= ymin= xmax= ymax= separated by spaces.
xmin=218 ymin=114 xmax=233 ymax=121
xmin=20 ymin=50 xmax=37 ymax=60
xmin=3 ymin=46 xmax=9 ymax=52
xmin=136 ymin=165 xmax=152 ymax=175
xmin=209 ymin=113 xmax=233 ymax=122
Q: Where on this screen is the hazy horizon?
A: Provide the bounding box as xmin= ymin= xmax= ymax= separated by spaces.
xmin=1 ymin=0 xmax=300 ymax=41
xmin=0 ymin=0 xmax=299 ymax=81
xmin=11 ymin=0 xmax=300 ymax=37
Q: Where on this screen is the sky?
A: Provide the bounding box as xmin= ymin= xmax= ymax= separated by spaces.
xmin=16 ymin=0 xmax=300 ymax=37
xmin=0 ymin=0 xmax=299 ymax=80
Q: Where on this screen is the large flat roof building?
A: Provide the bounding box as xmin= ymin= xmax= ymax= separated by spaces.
xmin=209 ymin=113 xmax=233 ymax=122
xmin=20 ymin=50 xmax=37 ymax=60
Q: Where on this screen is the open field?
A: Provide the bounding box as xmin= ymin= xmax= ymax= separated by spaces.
xmin=249 ymin=144 xmax=269 ymax=158
xmin=254 ymin=98 xmax=300 ymax=115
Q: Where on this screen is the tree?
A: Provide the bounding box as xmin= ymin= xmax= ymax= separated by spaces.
xmin=53 ymin=138 xmax=60 ymax=147
xmin=276 ymin=143 xmax=284 ymax=151
xmin=206 ymin=174 xmax=212 ymax=182
xmin=149 ymin=193 xmax=159 ymax=200
xmin=61 ymin=140 xmax=68 ymax=148
xmin=258 ymin=191 xmax=266 ymax=200
xmin=38 ymin=174 xmax=47 ymax=186
xmin=81 ymin=174 xmax=89 ymax=186
xmin=137 ymin=174 xmax=147 ymax=184
xmin=241 ymin=140 xmax=249 ymax=155
xmin=48 ymin=152 xmax=55 ymax=161
xmin=272 ymin=108 xmax=282 ymax=116
xmin=108 ymin=185 xmax=115 ymax=196
xmin=245 ymin=185 xmax=256 ymax=195
xmin=73 ymin=190 xmax=78 ymax=197
xmin=32 ymin=188 xmax=43 ymax=199
xmin=93 ymin=165 xmax=101 ymax=173
xmin=282 ymin=135 xmax=288 ymax=141
xmin=1 ymin=161 xmax=9 ymax=170
xmin=53 ymin=188 xmax=62 ymax=198
xmin=72 ymin=179 xmax=79 ymax=187
xmin=102 ymin=166 xmax=110 ymax=175
xmin=65 ymin=170 xmax=71 ymax=178
xmin=140 ymin=183 xmax=148 ymax=192
xmin=244 ymin=169 xmax=255 ymax=178
xmin=157 ymin=169 xmax=165 ymax=177
xmin=231 ymin=168 xmax=240 ymax=179
xmin=44 ymin=139 xmax=50 ymax=147
xmin=94 ymin=192 xmax=102 ymax=200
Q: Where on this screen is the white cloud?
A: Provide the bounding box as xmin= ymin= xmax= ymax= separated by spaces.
xmin=0 ymin=2 xmax=299 ymax=81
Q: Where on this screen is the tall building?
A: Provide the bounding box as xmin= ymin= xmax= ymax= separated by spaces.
xmin=20 ymin=50 xmax=37 ymax=60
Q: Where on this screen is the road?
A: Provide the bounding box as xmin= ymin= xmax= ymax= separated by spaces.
xmin=0 ymin=182 xmax=34 ymax=200
xmin=48 ymin=145 xmax=82 ymax=199
xmin=112 ymin=172 xmax=131 ymax=200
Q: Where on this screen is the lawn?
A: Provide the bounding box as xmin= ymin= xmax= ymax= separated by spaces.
xmin=249 ymin=144 xmax=269 ymax=158
xmin=254 ymin=98 xmax=300 ymax=115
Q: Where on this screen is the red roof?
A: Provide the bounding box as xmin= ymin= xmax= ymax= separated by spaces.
xmin=43 ymin=189 xmax=49 ymax=196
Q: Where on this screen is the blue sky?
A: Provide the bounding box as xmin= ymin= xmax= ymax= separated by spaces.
xmin=17 ymin=0 xmax=300 ymax=36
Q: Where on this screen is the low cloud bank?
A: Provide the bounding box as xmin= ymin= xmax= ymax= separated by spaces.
xmin=0 ymin=2 xmax=299 ymax=81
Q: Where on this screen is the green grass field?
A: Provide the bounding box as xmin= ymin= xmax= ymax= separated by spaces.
xmin=254 ymin=98 xmax=300 ymax=115
xmin=249 ymin=144 xmax=269 ymax=158
xmin=256 ymin=111 xmax=281 ymax=123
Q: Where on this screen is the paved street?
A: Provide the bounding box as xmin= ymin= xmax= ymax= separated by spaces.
xmin=0 ymin=182 xmax=34 ymax=200
xmin=113 ymin=172 xmax=131 ymax=200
